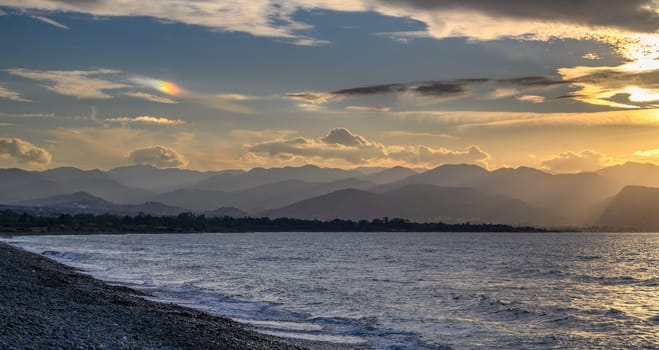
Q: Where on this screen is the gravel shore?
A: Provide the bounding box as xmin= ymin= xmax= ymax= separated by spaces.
xmin=0 ymin=241 xmax=357 ymax=350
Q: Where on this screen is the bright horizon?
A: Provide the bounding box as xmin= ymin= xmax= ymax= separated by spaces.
xmin=1 ymin=1 xmax=658 ymax=172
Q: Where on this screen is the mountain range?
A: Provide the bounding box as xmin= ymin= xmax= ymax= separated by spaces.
xmin=2 ymin=162 xmax=659 ymax=231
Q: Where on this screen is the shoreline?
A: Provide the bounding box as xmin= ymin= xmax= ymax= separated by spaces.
xmin=0 ymin=241 xmax=362 ymax=350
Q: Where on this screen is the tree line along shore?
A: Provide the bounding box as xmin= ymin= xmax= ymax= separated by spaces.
xmin=0 ymin=210 xmax=547 ymax=235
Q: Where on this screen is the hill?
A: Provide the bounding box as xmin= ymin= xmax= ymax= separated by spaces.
xmin=265 ymin=184 xmax=542 ymax=225
xmin=9 ymin=192 xmax=183 ymax=216
xmin=597 ymin=186 xmax=659 ymax=231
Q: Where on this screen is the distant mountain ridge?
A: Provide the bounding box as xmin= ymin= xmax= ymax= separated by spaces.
xmin=265 ymin=184 xmax=545 ymax=225
xmin=193 ymin=164 xmax=364 ymax=192
xmin=597 ymin=186 xmax=659 ymax=231
xmin=2 ymin=162 xmax=659 ymax=230
xmin=6 ymin=192 xmax=183 ymax=216
xmin=107 ymin=165 xmax=237 ymax=192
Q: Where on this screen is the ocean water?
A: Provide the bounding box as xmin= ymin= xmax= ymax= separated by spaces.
xmin=4 ymin=232 xmax=658 ymax=349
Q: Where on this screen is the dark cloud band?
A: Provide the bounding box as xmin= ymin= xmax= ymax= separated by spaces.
xmin=378 ymin=0 xmax=659 ymax=33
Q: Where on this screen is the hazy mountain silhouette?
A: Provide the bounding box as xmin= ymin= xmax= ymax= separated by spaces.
xmin=108 ymin=165 xmax=237 ymax=192
xmin=42 ymin=167 xmax=109 ymax=182
xmin=352 ymin=167 xmax=386 ymax=174
xmin=394 ymin=164 xmax=489 ymax=187
xmin=151 ymin=177 xmax=374 ymax=212
xmin=10 ymin=191 xmax=183 ymax=216
xmin=380 ymin=164 xmax=620 ymax=225
xmin=597 ymin=162 xmax=659 ymax=188
xmin=384 ymin=184 xmax=544 ymax=224
xmin=265 ymin=184 xmax=543 ymax=225
xmin=0 ymin=168 xmax=61 ymax=202
xmin=597 ymin=186 xmax=659 ymax=231
xmin=361 ymin=166 xmax=417 ymax=184
xmin=148 ymin=188 xmax=229 ymax=212
xmin=0 ymin=167 xmax=152 ymax=204
xmin=55 ymin=177 xmax=153 ymax=204
xmin=264 ymin=188 xmax=388 ymax=221
xmin=3 ymin=163 xmax=659 ymax=230
xmin=465 ymin=168 xmax=621 ymax=224
xmin=194 ymin=164 xmax=363 ymax=192
xmin=16 ymin=191 xmax=114 ymax=208
xmin=232 ymin=177 xmax=374 ymax=212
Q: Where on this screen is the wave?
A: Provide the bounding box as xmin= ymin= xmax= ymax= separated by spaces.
xmin=41 ymin=249 xmax=94 ymax=262
xmin=468 ymin=294 xmax=547 ymax=321
xmin=504 ymin=266 xmax=657 ymax=287
xmin=573 ymin=274 xmax=658 ymax=287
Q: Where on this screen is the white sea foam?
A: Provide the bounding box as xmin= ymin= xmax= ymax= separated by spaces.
xmin=258 ymin=330 xmax=367 ymax=344
xmin=234 ymin=319 xmax=323 ymax=331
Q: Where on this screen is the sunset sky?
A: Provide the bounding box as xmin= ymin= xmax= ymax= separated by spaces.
xmin=0 ymin=1 xmax=657 ymax=172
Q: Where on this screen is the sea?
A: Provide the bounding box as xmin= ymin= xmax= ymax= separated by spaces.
xmin=4 ymin=232 xmax=658 ymax=349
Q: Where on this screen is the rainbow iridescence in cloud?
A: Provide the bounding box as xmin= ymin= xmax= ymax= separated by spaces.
xmin=158 ymin=81 xmax=181 ymax=96
xmin=130 ymin=77 xmax=183 ymax=96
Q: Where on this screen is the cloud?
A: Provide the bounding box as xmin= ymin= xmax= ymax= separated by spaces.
xmin=0 ymin=137 xmax=51 ymax=165
xmin=285 ymin=92 xmax=335 ymax=104
xmin=129 ymin=75 xmax=254 ymax=112
xmin=286 ymin=77 xmax=567 ymax=108
xmin=582 ymin=53 xmax=601 ymax=60
xmin=0 ymin=84 xmax=30 ymax=102
xmin=388 ymin=109 xmax=659 ymax=130
xmin=0 ymin=112 xmax=54 ymax=119
xmin=104 ymin=116 xmax=186 ymax=125
xmin=5 ymin=2 xmax=654 ymax=113
xmin=44 ymin=126 xmax=190 ymax=169
xmin=6 ymin=68 xmax=128 ymax=99
xmin=128 ymin=145 xmax=187 ymax=168
xmin=31 ymin=15 xmax=70 ymax=29
xmin=417 ymin=145 xmax=489 ymax=165
xmin=383 ymin=144 xmax=489 ymax=166
xmin=0 ymin=0 xmax=343 ymax=45
xmin=2 ymin=0 xmax=656 ymax=46
xmin=334 ymin=81 xmax=472 ymax=98
xmin=516 ymin=95 xmax=545 ymax=103
xmin=123 ymin=91 xmax=177 ymax=104
xmin=247 ymin=127 xmax=489 ymax=167
xmin=345 ymin=105 xmax=391 ymax=112
xmin=189 ymin=93 xmax=253 ymax=114
xmin=2 ymin=2 xmax=654 ymax=115
xmin=334 ymin=83 xmax=409 ymax=96
xmin=541 ymin=150 xmax=608 ymax=173
xmin=557 ymin=65 xmax=659 ymax=108
xmin=497 ymin=76 xmax=566 ymax=87
xmin=487 ymin=88 xmax=518 ymax=100
xmin=229 ymin=129 xmax=298 ymax=142
xmin=377 ymin=0 xmax=659 ymax=33
xmin=320 ymin=127 xmax=370 ymax=146
xmin=378 ymin=130 xmax=456 ymax=139
xmin=305 ymin=60 xmax=652 ymax=112
xmin=374 ymin=30 xmax=431 ymax=43
xmin=633 ymin=149 xmax=659 ymax=157
xmin=6 ymin=68 xmax=252 ymax=111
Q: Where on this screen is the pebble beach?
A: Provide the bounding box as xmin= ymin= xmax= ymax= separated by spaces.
xmin=0 ymin=241 xmax=310 ymax=350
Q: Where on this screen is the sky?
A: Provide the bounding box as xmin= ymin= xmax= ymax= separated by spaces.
xmin=0 ymin=0 xmax=657 ymax=172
